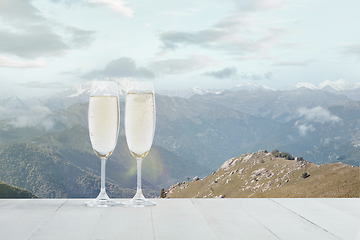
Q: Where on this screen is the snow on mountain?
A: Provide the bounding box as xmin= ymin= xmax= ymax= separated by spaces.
xmin=68 ymin=82 xmax=92 ymax=98
xmin=4 ymin=79 xmax=359 ymax=111
xmin=44 ymin=79 xmax=128 ymax=101
xmin=230 ymin=82 xmax=274 ymax=91
xmin=295 ymin=82 xmax=318 ymax=90
xmin=280 ymin=79 xmax=360 ymax=101
xmin=294 ymin=79 xmax=360 ymax=91
xmin=157 ymin=86 xmax=223 ymax=98
xmin=318 ymin=79 xmax=360 ymax=91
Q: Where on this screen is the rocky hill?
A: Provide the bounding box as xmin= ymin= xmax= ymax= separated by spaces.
xmin=164 ymin=150 xmax=360 ymax=198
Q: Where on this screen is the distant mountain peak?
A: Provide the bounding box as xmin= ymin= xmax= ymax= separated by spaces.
xmin=68 ymin=82 xmax=92 ymax=98
xmin=66 ymin=79 xmax=128 ymax=99
xmin=295 ymin=82 xmax=318 ymax=90
xmin=318 ymin=79 xmax=359 ymax=91
xmin=294 ymin=79 xmax=360 ymax=91
xmin=231 ymin=82 xmax=274 ymax=91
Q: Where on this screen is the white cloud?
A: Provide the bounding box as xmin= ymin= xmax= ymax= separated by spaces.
xmin=0 ymin=56 xmax=45 ymax=68
xmin=214 ymin=15 xmax=255 ymax=29
xmin=272 ymin=60 xmax=312 ymax=66
xmin=0 ymin=0 xmax=95 ymax=60
xmin=343 ymin=43 xmax=360 ymax=60
xmin=19 ymin=81 xmax=65 ymax=89
xmin=150 ymin=55 xmax=218 ymax=75
xmin=0 ymin=0 xmax=44 ymax=23
xmin=295 ymin=106 xmax=341 ymax=136
xmin=298 ymin=106 xmax=341 ymax=124
xmin=203 ymin=67 xmax=237 ymax=79
xmin=2 ymin=105 xmax=54 ymax=130
xmin=83 ymin=57 xmax=155 ymax=79
xmin=296 ymin=123 xmax=315 ymax=136
xmin=233 ymin=0 xmax=290 ymax=12
xmin=239 ymin=71 xmax=273 ymax=81
xmin=92 ymin=0 xmax=133 ymax=17
xmin=158 ymin=13 xmax=288 ymax=60
xmin=203 ymin=67 xmax=273 ymax=81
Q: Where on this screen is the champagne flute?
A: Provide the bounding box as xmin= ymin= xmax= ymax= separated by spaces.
xmin=85 ymin=80 xmax=121 ymax=207
xmin=123 ymin=81 xmax=156 ymax=207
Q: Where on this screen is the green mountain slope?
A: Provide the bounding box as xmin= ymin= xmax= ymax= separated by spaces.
xmin=0 ymin=180 xmax=37 ymax=198
xmin=0 ymin=142 xmax=135 ymax=198
xmin=155 ymin=94 xmax=278 ymax=169
xmin=31 ymin=124 xmax=210 ymax=190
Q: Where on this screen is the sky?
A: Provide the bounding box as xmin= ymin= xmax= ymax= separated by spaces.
xmin=0 ymin=0 xmax=359 ymax=99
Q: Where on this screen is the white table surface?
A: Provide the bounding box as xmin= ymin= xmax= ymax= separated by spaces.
xmin=0 ymin=198 xmax=359 ymax=240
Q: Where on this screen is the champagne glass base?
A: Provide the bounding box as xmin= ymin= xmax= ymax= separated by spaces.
xmin=122 ymin=198 xmax=156 ymax=207
xmin=85 ymin=198 xmax=121 ymax=207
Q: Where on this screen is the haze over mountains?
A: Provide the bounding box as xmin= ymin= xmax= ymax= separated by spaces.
xmin=0 ymin=79 xmax=359 ymax=198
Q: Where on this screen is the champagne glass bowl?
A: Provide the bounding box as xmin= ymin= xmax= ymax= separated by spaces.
xmin=122 ymin=81 xmax=156 ymax=207
xmin=85 ymin=81 xmax=121 ymax=207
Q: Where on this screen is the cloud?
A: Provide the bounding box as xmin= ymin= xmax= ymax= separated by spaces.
xmin=0 ymin=24 xmax=95 ymax=59
xmin=0 ymin=104 xmax=54 ymax=130
xmin=156 ymin=0 xmax=294 ymax=59
xmin=0 ymin=56 xmax=45 ymax=68
xmin=82 ymin=57 xmax=155 ymax=79
xmin=91 ymin=0 xmax=133 ymax=17
xmin=203 ymin=67 xmax=273 ymax=81
xmin=160 ymin=11 xmax=189 ymax=17
xmin=0 ymin=26 xmax=65 ymax=58
xmin=272 ymin=61 xmax=309 ymax=66
xmin=295 ymin=106 xmax=341 ymax=136
xmin=0 ymin=0 xmax=44 ymax=23
xmin=0 ymin=0 xmax=95 ymax=59
xmin=343 ymin=44 xmax=360 ymax=60
xmin=61 ymin=68 xmax=82 ymax=75
xmin=64 ymin=26 xmax=95 ymax=49
xmin=203 ymin=67 xmax=237 ymax=79
xmin=298 ymin=106 xmax=341 ymax=124
xmin=48 ymin=0 xmax=134 ymax=17
xmin=272 ymin=59 xmax=316 ymax=66
xmin=48 ymin=0 xmax=88 ymax=6
xmin=239 ymin=71 xmax=273 ymax=81
xmin=149 ymin=55 xmax=218 ymax=75
xmin=159 ymin=29 xmax=225 ymax=50
xmin=296 ymin=123 xmax=315 ymax=136
xmin=231 ymin=0 xmax=290 ymax=12
xmin=214 ymin=15 xmax=254 ymax=29
xmin=19 ymin=81 xmax=66 ymax=89
xmin=158 ymin=23 xmax=287 ymax=59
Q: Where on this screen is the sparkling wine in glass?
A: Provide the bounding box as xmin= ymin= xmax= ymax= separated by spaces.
xmin=85 ymin=81 xmax=121 ymax=207
xmin=123 ymin=81 xmax=156 ymax=207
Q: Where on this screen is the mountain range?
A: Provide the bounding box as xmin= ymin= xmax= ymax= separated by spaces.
xmin=0 ymin=79 xmax=359 ymax=198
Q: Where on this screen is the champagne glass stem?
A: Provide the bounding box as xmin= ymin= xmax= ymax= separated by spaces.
xmin=96 ymin=156 xmax=110 ymax=200
xmin=100 ymin=157 xmax=106 ymax=194
xmin=135 ymin=157 xmax=145 ymax=199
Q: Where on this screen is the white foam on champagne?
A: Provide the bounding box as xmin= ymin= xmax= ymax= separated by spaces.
xmin=88 ymin=96 xmax=119 ymax=156
xmin=125 ymin=92 xmax=155 ymax=156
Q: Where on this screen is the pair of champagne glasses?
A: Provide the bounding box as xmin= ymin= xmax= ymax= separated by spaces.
xmin=86 ymin=80 xmax=156 ymax=207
